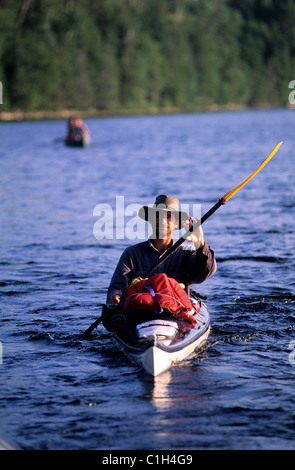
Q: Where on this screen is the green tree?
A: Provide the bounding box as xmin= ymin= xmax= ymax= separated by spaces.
xmin=0 ymin=0 xmax=294 ymax=112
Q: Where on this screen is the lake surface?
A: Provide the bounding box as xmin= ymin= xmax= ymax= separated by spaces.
xmin=0 ymin=108 xmax=294 ymax=451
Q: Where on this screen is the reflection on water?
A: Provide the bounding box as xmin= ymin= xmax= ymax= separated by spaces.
xmin=144 ymin=371 xmax=174 ymax=412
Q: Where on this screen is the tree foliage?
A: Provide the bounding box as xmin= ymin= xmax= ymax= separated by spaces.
xmin=0 ymin=0 xmax=294 ymax=111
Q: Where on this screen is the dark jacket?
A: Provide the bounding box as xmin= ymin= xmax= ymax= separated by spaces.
xmin=107 ymin=239 xmax=217 ymax=302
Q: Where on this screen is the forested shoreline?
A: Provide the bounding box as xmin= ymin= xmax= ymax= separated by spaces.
xmin=0 ymin=0 xmax=295 ymax=117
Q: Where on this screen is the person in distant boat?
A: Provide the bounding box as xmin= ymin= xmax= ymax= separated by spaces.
xmin=107 ymin=194 xmax=217 ymax=305
xmin=65 ymin=117 xmax=90 ymax=144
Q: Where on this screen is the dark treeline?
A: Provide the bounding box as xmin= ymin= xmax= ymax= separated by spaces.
xmin=0 ymin=0 xmax=295 ymax=113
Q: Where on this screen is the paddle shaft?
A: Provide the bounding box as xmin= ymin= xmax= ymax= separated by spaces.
xmin=142 ymin=198 xmax=225 ymax=278
xmin=82 ymin=316 xmax=102 ymax=337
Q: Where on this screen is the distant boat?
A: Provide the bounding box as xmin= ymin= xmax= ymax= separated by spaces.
xmin=64 ymin=117 xmax=91 ymax=147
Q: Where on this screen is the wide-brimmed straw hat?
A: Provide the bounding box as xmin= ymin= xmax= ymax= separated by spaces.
xmin=138 ymin=194 xmax=189 ymax=229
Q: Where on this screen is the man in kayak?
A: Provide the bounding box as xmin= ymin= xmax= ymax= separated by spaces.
xmin=107 ymin=195 xmax=217 ymax=305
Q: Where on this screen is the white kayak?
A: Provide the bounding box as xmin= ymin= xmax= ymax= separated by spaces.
xmin=104 ymin=296 xmax=210 ymax=377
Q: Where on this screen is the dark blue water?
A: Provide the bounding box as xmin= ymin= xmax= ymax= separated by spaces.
xmin=0 ymin=108 xmax=294 ymax=450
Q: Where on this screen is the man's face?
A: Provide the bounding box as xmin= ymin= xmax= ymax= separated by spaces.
xmin=150 ymin=211 xmax=177 ymax=239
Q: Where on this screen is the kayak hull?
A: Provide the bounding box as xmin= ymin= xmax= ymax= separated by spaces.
xmin=108 ymin=298 xmax=210 ymax=377
xmin=65 ymin=135 xmax=91 ymax=147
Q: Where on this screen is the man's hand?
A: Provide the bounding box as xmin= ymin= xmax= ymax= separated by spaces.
xmin=183 ymin=217 xmax=205 ymax=248
xmin=108 ymin=294 xmax=121 ymax=305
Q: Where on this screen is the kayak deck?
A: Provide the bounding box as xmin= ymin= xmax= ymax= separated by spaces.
xmin=110 ymin=299 xmax=210 ymax=376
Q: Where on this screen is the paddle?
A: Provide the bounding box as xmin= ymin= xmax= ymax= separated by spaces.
xmin=82 ymin=313 xmax=104 ymax=337
xmin=82 ymin=141 xmax=282 ymax=337
xmin=142 ymin=140 xmax=283 ymax=277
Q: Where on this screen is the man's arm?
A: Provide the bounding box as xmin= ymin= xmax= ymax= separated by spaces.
xmin=106 ymin=250 xmax=132 ymax=304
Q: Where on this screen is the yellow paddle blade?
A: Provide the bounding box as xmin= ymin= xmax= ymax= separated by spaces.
xmin=221 ymin=141 xmax=283 ymax=203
